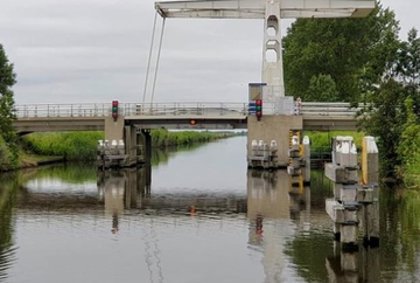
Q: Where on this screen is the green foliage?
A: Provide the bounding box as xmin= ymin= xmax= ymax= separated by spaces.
xmin=307 ymin=74 xmax=338 ymax=102
xmin=396 ymin=29 xmax=420 ymax=101
xmin=360 ymin=28 xmax=420 ymax=182
xmin=397 ymin=98 xmax=420 ymax=188
xmin=0 ymin=44 xmax=18 ymax=165
xmin=151 ymin=129 xmax=233 ymax=148
xmin=23 ymin=132 xmax=104 ymax=161
xmin=0 ymin=135 xmax=16 ymax=171
xmin=305 ymin=131 xmax=364 ymax=150
xmin=283 ymin=2 xmax=400 ymax=102
xmin=361 ymin=79 xmax=408 ymax=177
xmin=23 ymin=130 xmax=233 ymax=161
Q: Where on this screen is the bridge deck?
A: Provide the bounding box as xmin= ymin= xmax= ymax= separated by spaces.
xmin=13 ymin=102 xmax=361 ymax=133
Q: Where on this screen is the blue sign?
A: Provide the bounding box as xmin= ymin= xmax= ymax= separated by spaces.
xmin=248 ymin=101 xmax=257 ymax=114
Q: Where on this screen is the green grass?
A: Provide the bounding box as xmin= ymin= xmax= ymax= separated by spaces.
xmin=22 ymin=130 xmax=234 ymax=161
xmin=23 ymin=132 xmax=104 ymax=161
xmin=305 ymin=131 xmax=365 ymax=151
xmin=151 ymin=129 xmax=233 ymax=147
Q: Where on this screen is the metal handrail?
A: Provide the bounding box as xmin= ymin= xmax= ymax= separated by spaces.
xmin=13 ymin=102 xmax=360 ymax=119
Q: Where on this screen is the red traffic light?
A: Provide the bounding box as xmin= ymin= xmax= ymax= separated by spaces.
xmin=111 ymin=100 xmax=119 ymax=121
xmin=190 ymin=119 xmax=197 ymax=126
xmin=256 ymin=99 xmax=262 ymax=106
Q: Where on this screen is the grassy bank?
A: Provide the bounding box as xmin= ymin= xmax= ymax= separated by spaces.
xmin=22 ymin=130 xmax=235 ymax=161
xmin=23 ymin=132 xmax=104 ymax=161
xmin=305 ymin=131 xmax=364 ymax=151
xmin=151 ymin=129 xmax=234 ymax=147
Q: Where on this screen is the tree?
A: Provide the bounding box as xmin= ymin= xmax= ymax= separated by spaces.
xmin=0 ymin=44 xmax=17 ymax=161
xmin=397 ymin=97 xmax=420 ymax=187
xmin=395 ymin=28 xmax=420 ymax=116
xmin=283 ymin=2 xmax=400 ymax=103
xmin=360 ymin=28 xmax=420 ymax=182
xmin=361 ymin=79 xmax=408 ymax=178
xmin=306 ymin=74 xmax=338 ymax=102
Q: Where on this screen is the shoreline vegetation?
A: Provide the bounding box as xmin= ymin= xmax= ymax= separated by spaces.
xmin=0 ymin=130 xmax=240 ymax=171
xmin=0 ymin=129 xmax=417 ymax=189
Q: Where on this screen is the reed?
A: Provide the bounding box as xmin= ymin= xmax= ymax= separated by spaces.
xmin=23 ymin=132 xmax=104 ymax=161
xmin=23 ymin=130 xmax=234 ymax=161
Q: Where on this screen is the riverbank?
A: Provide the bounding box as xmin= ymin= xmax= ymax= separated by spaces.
xmin=20 ymin=129 xmax=237 ymax=163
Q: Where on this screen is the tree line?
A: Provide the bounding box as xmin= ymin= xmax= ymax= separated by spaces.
xmin=283 ymin=1 xmax=419 ymax=186
xmin=0 ymin=44 xmax=17 ymax=170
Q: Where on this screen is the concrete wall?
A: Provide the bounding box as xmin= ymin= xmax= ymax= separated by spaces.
xmin=247 ymin=115 xmax=303 ymax=166
xmin=104 ymin=116 xmax=124 ymax=141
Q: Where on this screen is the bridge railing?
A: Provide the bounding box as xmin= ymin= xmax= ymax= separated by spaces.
xmin=15 ymin=103 xmax=111 ymax=118
xmin=300 ymin=102 xmax=361 ymax=116
xmin=14 ymin=102 xmax=361 ymax=119
xmin=123 ymin=103 xmax=248 ymax=117
xmin=14 ymin=102 xmax=249 ymax=118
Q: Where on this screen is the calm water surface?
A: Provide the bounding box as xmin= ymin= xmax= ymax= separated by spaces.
xmin=0 ymin=136 xmax=419 ymax=283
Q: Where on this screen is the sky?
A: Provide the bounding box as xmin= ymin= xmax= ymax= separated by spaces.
xmin=0 ymin=0 xmax=418 ymax=105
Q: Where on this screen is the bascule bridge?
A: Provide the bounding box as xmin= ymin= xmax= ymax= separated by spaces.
xmin=153 ymin=0 xmax=375 ymax=167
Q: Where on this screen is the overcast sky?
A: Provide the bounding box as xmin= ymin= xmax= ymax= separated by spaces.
xmin=0 ymin=0 xmax=418 ymax=105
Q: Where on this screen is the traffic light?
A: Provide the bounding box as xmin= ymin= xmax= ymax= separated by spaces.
xmin=256 ymin=99 xmax=263 ymax=121
xmin=112 ymin=100 xmax=119 ymax=121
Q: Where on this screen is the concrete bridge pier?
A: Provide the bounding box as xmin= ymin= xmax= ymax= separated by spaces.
xmin=247 ymin=83 xmax=304 ymax=169
xmin=139 ymin=129 xmax=152 ymax=164
xmin=124 ymin=125 xmax=141 ymax=167
xmin=247 ymin=115 xmax=303 ymax=169
xmin=99 ymin=116 xmax=146 ymax=168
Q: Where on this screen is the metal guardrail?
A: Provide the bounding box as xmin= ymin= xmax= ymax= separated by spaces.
xmin=15 ymin=103 xmax=110 ymax=118
xmin=300 ymin=102 xmax=361 ymax=117
xmin=14 ymin=102 xmax=360 ymax=119
xmin=14 ymin=103 xmax=249 ymax=118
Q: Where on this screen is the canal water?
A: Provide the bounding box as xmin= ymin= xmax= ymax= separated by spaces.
xmin=0 ymin=136 xmax=419 ymax=283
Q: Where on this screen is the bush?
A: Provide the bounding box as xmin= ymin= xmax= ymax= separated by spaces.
xmin=0 ymin=135 xmax=15 ymax=171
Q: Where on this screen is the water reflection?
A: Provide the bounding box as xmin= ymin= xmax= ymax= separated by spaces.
xmin=0 ymin=137 xmax=418 ymax=282
xmin=97 ymin=168 xmax=151 ymax=233
xmin=247 ymin=170 xmax=313 ymax=282
xmin=98 ymin=167 xmax=246 ymax=216
xmin=0 ymin=175 xmax=17 ymax=283
xmin=325 ymin=244 xmax=380 ymax=283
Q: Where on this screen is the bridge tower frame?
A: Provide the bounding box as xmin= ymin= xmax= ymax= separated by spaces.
xmin=153 ymin=0 xmax=375 ymax=167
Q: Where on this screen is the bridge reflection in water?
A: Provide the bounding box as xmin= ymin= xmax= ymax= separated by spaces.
xmin=94 ymin=168 xmax=381 ymax=282
xmin=12 ymin=163 xmax=385 ymax=282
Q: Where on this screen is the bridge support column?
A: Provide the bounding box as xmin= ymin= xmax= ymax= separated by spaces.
xmin=100 ymin=117 xmax=144 ymax=168
xmin=124 ymin=125 xmax=140 ymax=167
xmin=247 ymin=115 xmax=303 ymax=168
xmin=105 ymin=116 xmax=124 ymax=141
xmin=140 ymin=129 xmax=152 ymax=164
